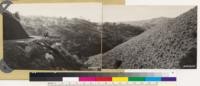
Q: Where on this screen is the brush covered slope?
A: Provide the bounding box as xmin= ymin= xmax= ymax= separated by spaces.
xmin=3 ymin=13 xmax=100 ymax=70
xmin=85 ymin=54 xmax=102 ymax=68
xmin=102 ymin=23 xmax=145 ymax=52
xmin=102 ymin=7 xmax=197 ymax=69
xmin=4 ymin=38 xmax=85 ymax=70
xmin=86 ymin=23 xmax=145 ymax=67
xmin=20 ymin=17 xmax=101 ymax=62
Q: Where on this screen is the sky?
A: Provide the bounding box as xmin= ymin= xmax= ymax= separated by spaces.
xmin=103 ymin=5 xmax=195 ymax=22
xmin=8 ymin=4 xmax=195 ymax=22
xmin=8 ymin=3 xmax=102 ymax=22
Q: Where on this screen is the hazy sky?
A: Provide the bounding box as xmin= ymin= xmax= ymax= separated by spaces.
xmin=8 ymin=4 xmax=195 ymax=22
xmin=103 ymin=5 xmax=195 ymax=22
xmin=8 ymin=3 xmax=102 ymax=22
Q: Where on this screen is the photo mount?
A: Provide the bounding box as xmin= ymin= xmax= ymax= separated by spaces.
xmin=0 ymin=59 xmax=13 ymax=73
xmin=0 ymin=0 xmax=13 ymax=73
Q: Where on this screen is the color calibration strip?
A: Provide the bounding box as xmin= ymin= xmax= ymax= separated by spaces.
xmin=63 ymin=77 xmax=176 ymax=82
xmin=30 ymin=72 xmax=176 ymax=82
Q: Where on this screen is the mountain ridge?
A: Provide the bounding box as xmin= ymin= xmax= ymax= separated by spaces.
xmin=123 ymin=17 xmax=172 ymax=30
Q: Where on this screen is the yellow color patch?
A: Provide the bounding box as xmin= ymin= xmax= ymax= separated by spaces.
xmin=112 ymin=77 xmax=128 ymax=82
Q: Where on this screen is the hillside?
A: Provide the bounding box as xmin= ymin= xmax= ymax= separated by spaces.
xmin=3 ymin=13 xmax=101 ymax=70
xmin=102 ymin=23 xmax=145 ymax=52
xmin=85 ymin=23 xmax=145 ymax=67
xmin=102 ymin=7 xmax=197 ymax=69
xmin=20 ymin=16 xmax=146 ymax=61
xmin=4 ymin=38 xmax=86 ymax=70
xmin=3 ymin=11 xmax=29 ymax=40
xmin=20 ymin=16 xmax=101 ymax=62
xmin=85 ymin=54 xmax=102 ymax=68
xmin=124 ymin=17 xmax=171 ymax=30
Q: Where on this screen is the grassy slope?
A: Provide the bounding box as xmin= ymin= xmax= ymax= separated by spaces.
xmin=102 ymin=7 xmax=197 ymax=69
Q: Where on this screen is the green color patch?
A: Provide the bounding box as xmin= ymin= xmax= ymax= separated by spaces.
xmin=128 ymin=77 xmax=145 ymax=81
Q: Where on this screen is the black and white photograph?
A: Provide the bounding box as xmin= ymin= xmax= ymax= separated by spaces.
xmin=3 ymin=3 xmax=102 ymax=70
xmin=102 ymin=6 xmax=197 ymax=69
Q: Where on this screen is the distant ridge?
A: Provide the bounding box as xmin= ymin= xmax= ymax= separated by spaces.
xmin=124 ymin=17 xmax=171 ymax=30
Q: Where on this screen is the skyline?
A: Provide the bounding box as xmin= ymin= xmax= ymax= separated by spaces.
xmin=103 ymin=5 xmax=195 ymax=22
xmin=8 ymin=3 xmax=102 ymax=22
xmin=8 ymin=4 xmax=195 ymax=22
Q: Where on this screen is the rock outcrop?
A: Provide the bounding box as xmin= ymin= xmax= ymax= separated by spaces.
xmin=3 ymin=11 xmax=29 ymax=40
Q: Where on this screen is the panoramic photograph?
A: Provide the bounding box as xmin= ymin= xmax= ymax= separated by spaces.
xmin=102 ymin=6 xmax=197 ymax=69
xmin=3 ymin=3 xmax=102 ymax=70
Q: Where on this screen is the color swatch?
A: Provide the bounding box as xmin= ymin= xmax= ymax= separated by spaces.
xmin=76 ymin=77 xmax=176 ymax=82
xmin=30 ymin=72 xmax=176 ymax=82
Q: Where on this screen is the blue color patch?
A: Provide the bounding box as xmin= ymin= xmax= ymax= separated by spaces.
xmin=145 ymin=77 xmax=161 ymax=81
